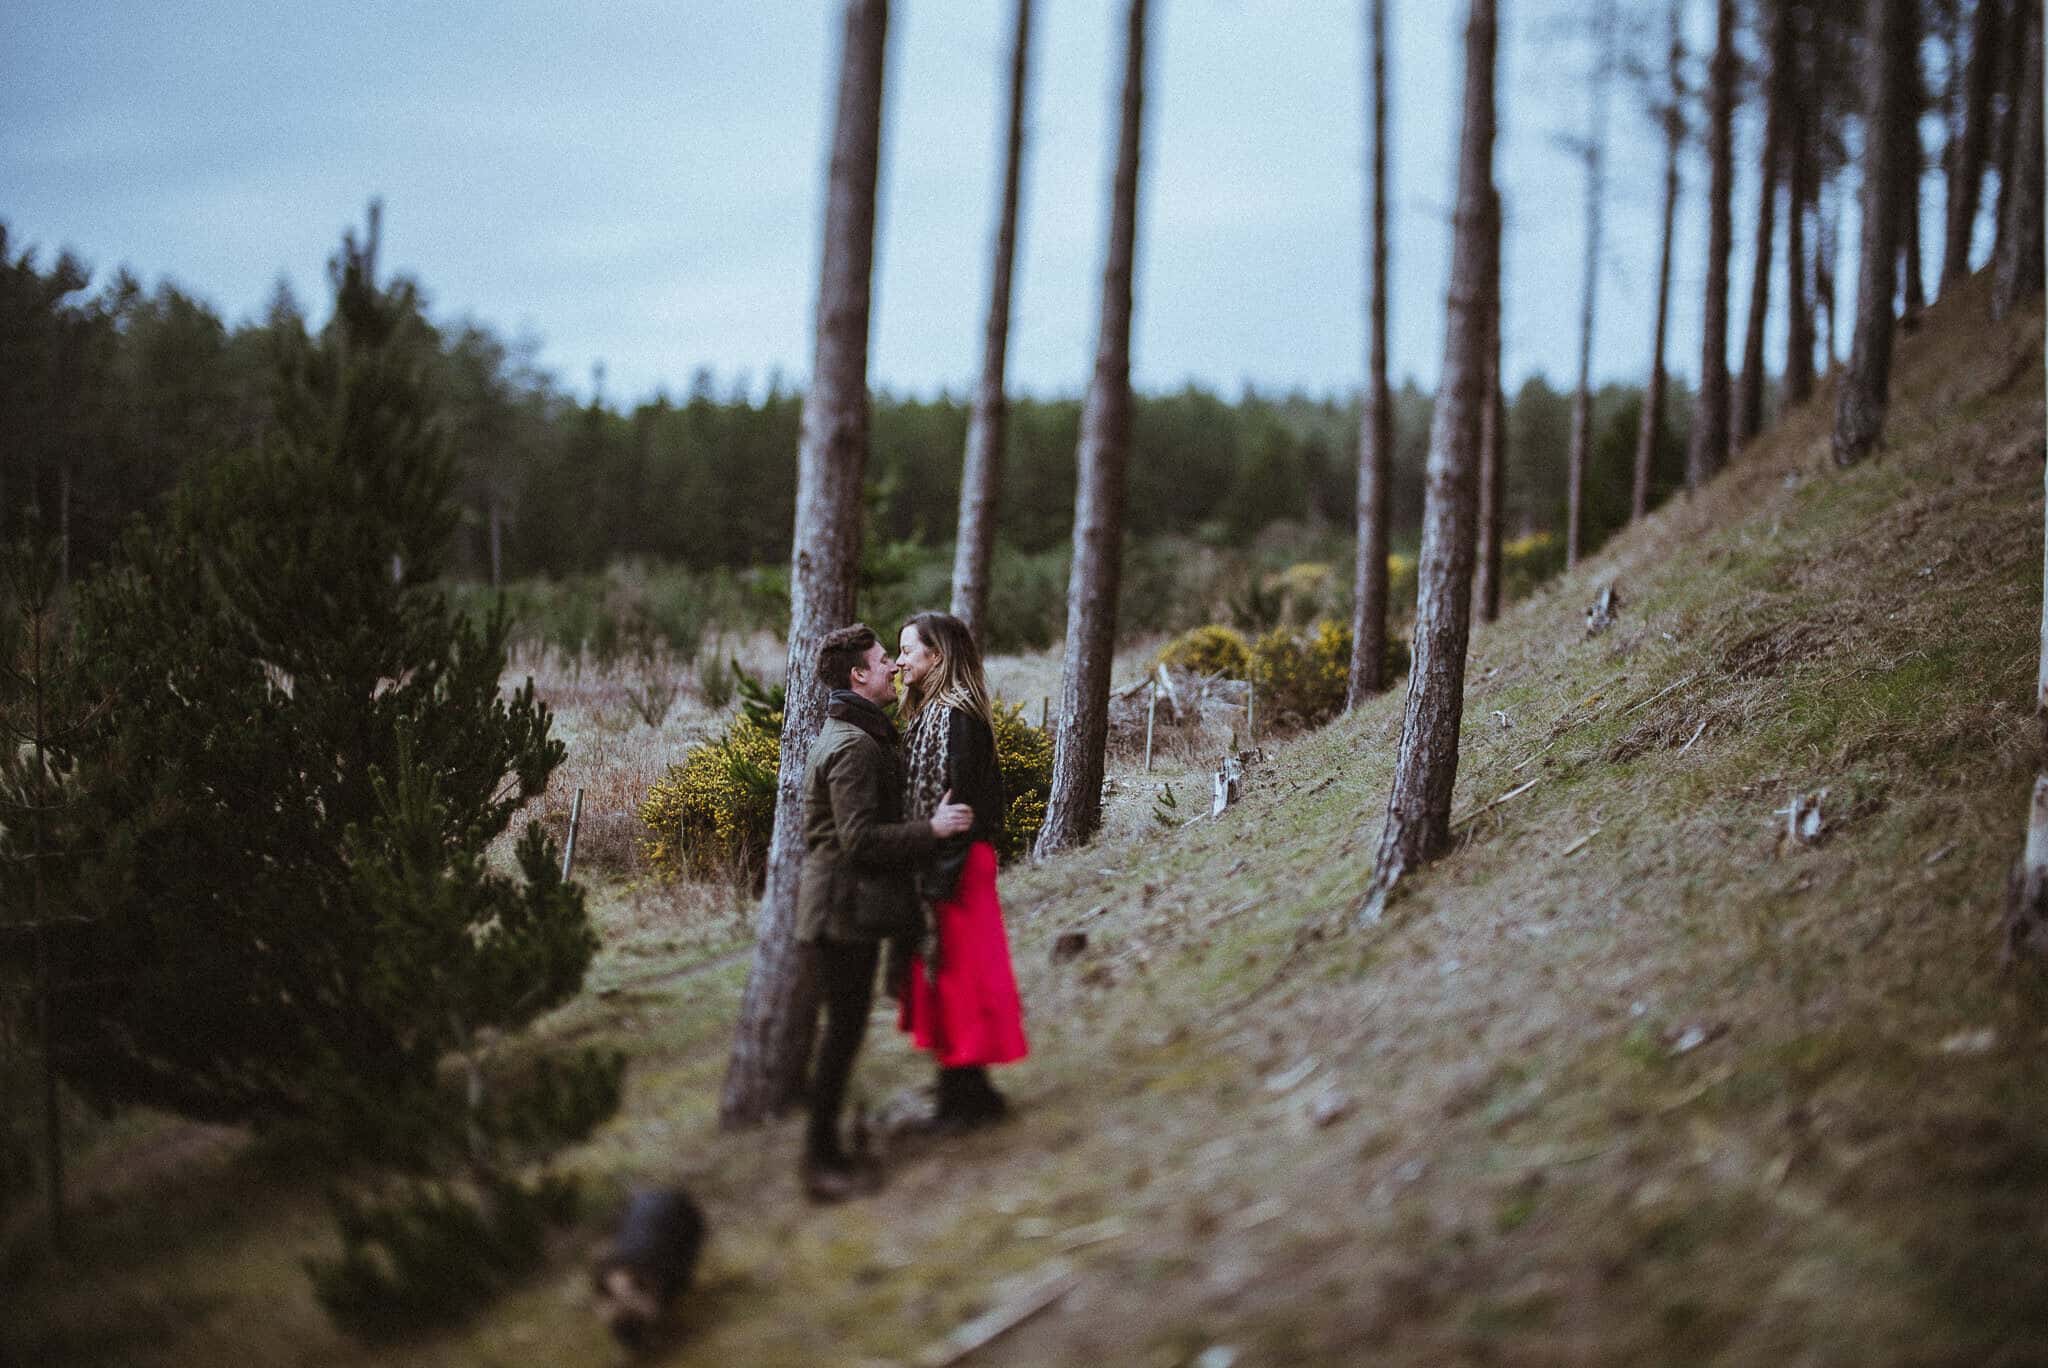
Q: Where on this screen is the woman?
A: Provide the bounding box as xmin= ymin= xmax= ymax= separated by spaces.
xmin=893 ymin=610 xmax=1028 ymax=1129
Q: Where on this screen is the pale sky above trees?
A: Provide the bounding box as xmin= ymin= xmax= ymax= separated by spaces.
xmin=4 ymin=0 xmax=1840 ymax=406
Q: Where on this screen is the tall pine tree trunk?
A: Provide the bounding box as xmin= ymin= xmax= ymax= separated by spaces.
xmin=1565 ymin=2 xmax=1615 ymax=569
xmin=1689 ymin=0 xmax=1738 ymax=490
xmin=1474 ymin=186 xmax=1506 ymax=625
xmin=1359 ymin=0 xmax=1496 ymax=924
xmin=1991 ymin=0 xmax=2029 ymax=270
xmin=1785 ymin=6 xmax=1818 ymax=407
xmin=1832 ymin=0 xmax=1917 ymax=468
xmin=950 ymin=0 xmax=1034 ymax=646
xmin=1942 ymin=0 xmax=2004 ymax=289
xmin=1034 ymin=0 xmax=1147 ymax=858
xmin=1991 ymin=0 xmax=2042 ymax=320
xmin=721 ymin=0 xmax=888 ymax=1128
xmin=1349 ymin=0 xmax=1395 ymax=705
xmin=1635 ymin=0 xmax=1686 ymax=521
xmin=1899 ymin=46 xmax=1929 ymax=329
xmin=1738 ymin=0 xmax=1789 ymax=446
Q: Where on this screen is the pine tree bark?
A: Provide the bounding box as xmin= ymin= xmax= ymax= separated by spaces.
xmin=721 ymin=0 xmax=888 ymax=1128
xmin=1992 ymin=0 xmax=2029 ymax=269
xmin=1785 ymin=5 xmax=1818 ymax=407
xmin=1359 ymin=0 xmax=1496 ymax=923
xmin=950 ymin=0 xmax=1034 ymax=646
xmin=1689 ymin=0 xmax=1738 ymax=489
xmin=1738 ymin=0 xmax=1790 ymax=446
xmin=1635 ymin=0 xmax=1686 ymax=520
xmin=1565 ymin=3 xmax=1615 ymax=569
xmin=1991 ymin=0 xmax=2043 ymax=320
xmin=1942 ymin=0 xmax=2005 ymax=289
xmin=1899 ymin=47 xmax=1929 ymax=329
xmin=1034 ymin=0 xmax=1146 ymax=859
xmin=1349 ymin=0 xmax=1395 ymax=705
xmin=1832 ymin=0 xmax=1917 ymax=468
xmin=1474 ymin=185 xmax=1506 ymax=625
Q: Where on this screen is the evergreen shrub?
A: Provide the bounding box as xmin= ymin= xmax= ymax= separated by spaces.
xmin=306 ymin=1168 xmax=582 ymax=1341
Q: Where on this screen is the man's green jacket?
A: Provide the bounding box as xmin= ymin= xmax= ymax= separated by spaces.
xmin=797 ymin=690 xmax=937 ymax=943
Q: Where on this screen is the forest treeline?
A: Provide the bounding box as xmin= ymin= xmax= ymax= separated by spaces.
xmin=0 ymin=227 xmax=1688 ymax=622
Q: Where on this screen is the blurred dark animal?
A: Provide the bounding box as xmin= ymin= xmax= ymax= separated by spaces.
xmin=590 ymin=1188 xmax=706 ymax=1352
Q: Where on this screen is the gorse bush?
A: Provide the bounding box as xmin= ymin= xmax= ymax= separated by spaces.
xmin=639 ymin=713 xmax=780 ymax=885
xmin=1157 ymin=624 xmax=1252 ymax=678
xmin=989 ymin=700 xmax=1053 ymax=862
xmin=1250 ymin=619 xmax=1407 ymax=728
xmin=640 ymin=695 xmax=1054 ymax=880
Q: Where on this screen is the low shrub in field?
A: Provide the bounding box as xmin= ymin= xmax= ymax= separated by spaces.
xmin=989 ymin=700 xmax=1052 ymax=862
xmin=639 ymin=697 xmax=1053 ymax=879
xmin=639 ymin=713 xmax=779 ymax=884
xmin=1157 ymin=624 xmax=1252 ymax=678
xmin=1500 ymin=530 xmax=1565 ymax=604
xmin=1249 ymin=619 xmax=1410 ymax=727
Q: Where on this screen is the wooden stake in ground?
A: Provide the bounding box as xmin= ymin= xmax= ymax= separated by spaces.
xmin=1348 ymin=0 xmax=1395 ymax=706
xmin=1035 ymin=0 xmax=1148 ymax=859
xmin=722 ymin=0 xmax=889 ymax=1128
xmin=1832 ymin=0 xmax=1918 ymax=467
xmin=949 ymin=0 xmax=1034 ymax=645
xmin=559 ymin=787 xmax=584 ymax=881
xmin=1359 ymin=0 xmax=1497 ymax=925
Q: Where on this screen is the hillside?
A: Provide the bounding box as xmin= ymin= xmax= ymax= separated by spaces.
xmin=7 ymin=275 xmax=2045 ymax=1367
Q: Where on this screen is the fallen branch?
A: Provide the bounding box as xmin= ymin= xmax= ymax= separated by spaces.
xmin=1558 ymin=826 xmax=1600 ymax=857
xmin=1451 ymin=777 xmax=1539 ymax=830
xmin=1620 ymin=670 xmax=1702 ymax=719
xmin=915 ymin=1261 xmax=1080 ymax=1368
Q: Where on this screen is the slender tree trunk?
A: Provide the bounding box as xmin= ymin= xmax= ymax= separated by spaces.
xmin=950 ymin=0 xmax=1034 ymax=646
xmin=55 ymin=457 xmax=69 ymax=590
xmin=488 ymin=498 xmax=503 ymax=589
xmin=1358 ymin=0 xmax=1497 ymax=924
xmin=1993 ymin=0 xmax=2029 ymax=268
xmin=721 ymin=0 xmax=888 ymax=1128
xmin=1689 ymin=0 xmax=1738 ymax=489
xmin=1819 ymin=174 xmax=1841 ymax=366
xmin=1636 ymin=0 xmax=1686 ymax=520
xmin=1349 ymin=0 xmax=1395 ymax=705
xmin=1832 ymin=0 xmax=1917 ymax=468
xmin=1565 ymin=2 xmax=1615 ymax=568
xmin=1034 ymin=0 xmax=1147 ymax=858
xmin=1992 ymin=0 xmax=2043 ymax=320
xmin=1474 ymin=186 xmax=1506 ymax=625
xmin=1943 ymin=0 xmax=2005 ymax=288
xmin=1900 ymin=44 xmax=1929 ymax=329
xmin=1738 ymin=0 xmax=1790 ymax=445
xmin=1785 ymin=7 xmax=1818 ymax=406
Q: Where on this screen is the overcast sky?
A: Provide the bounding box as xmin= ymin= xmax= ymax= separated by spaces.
xmin=4 ymin=1 xmax=1828 ymax=407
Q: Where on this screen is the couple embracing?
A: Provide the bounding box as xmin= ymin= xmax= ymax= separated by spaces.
xmin=795 ymin=612 xmax=1029 ymax=1203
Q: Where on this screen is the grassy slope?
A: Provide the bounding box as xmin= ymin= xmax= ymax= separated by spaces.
xmin=7 ymin=278 xmax=2044 ymax=1367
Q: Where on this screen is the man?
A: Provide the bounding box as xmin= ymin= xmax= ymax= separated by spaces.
xmin=797 ymin=623 xmax=973 ymax=1201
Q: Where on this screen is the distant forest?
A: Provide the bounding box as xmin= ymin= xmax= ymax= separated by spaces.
xmin=0 ymin=231 xmax=1691 ymax=591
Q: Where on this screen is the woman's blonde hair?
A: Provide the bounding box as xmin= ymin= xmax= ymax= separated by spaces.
xmin=898 ymin=611 xmax=994 ymax=729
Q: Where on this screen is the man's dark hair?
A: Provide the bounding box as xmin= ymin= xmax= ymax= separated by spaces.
xmin=817 ymin=624 xmax=880 ymax=691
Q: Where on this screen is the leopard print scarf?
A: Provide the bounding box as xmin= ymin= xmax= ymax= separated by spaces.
xmin=903 ymin=700 xmax=953 ymax=825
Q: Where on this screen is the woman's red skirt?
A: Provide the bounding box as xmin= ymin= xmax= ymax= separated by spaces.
xmin=897 ymin=841 xmax=1029 ymax=1068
